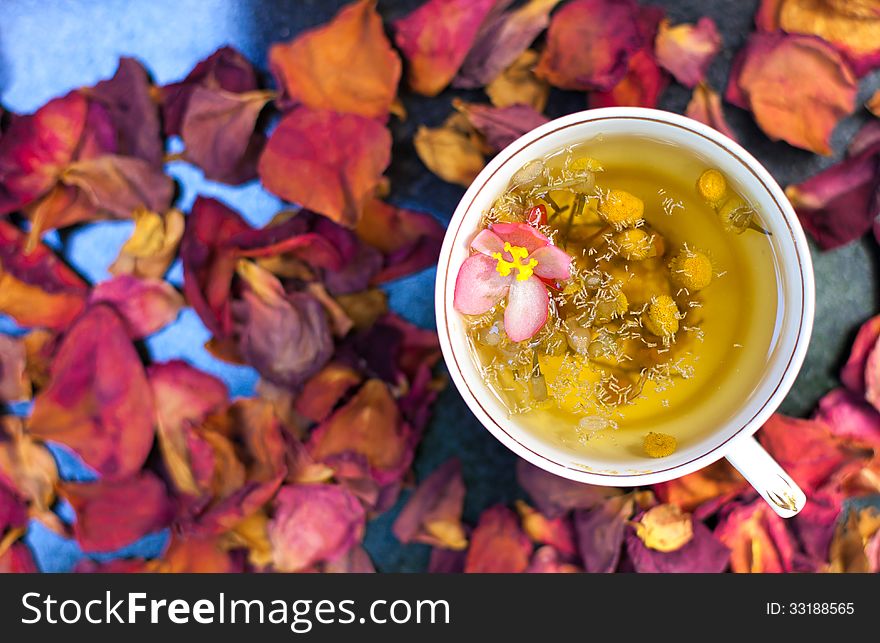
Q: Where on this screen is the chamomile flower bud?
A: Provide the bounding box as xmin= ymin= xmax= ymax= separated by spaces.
xmin=613 ymin=228 xmax=653 ymax=261
xmin=644 ymin=431 xmax=677 ymax=458
xmin=696 ymin=169 xmax=727 ymax=207
xmin=595 ymin=290 xmax=628 ymax=323
xmin=643 ymin=295 xmax=680 ymax=338
xmin=669 ymin=248 xmax=713 ymax=291
xmin=598 ymin=189 xmax=644 ymax=229
xmin=717 ymin=196 xmax=754 ymax=235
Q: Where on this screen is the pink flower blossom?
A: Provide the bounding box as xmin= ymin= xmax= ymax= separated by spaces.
xmin=453 ymin=222 xmax=571 ymax=342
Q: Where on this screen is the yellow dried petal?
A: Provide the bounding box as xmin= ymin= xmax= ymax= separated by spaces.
xmin=696 ymin=168 xmax=727 ymax=206
xmin=643 ymin=431 xmax=677 ymax=458
xmin=634 ymin=504 xmax=694 ymax=552
xmin=598 ymin=189 xmax=644 ymax=228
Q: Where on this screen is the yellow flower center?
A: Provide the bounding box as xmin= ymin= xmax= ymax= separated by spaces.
xmin=492 ymin=242 xmax=537 ymax=281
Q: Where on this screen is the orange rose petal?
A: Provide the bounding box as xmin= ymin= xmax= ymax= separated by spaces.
xmin=655 ymin=17 xmax=722 ymax=88
xmin=686 ymin=83 xmax=738 ymax=141
xmin=715 ymin=499 xmax=796 ymax=573
xmin=464 ymin=505 xmax=532 ymax=573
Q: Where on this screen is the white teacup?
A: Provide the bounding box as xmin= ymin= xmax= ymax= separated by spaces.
xmin=435 ymin=107 xmax=814 ymax=518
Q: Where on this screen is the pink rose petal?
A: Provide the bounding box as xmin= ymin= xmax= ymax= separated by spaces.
xmin=491 ymin=221 xmax=550 ymax=253
xmin=655 ymin=17 xmax=722 ymax=88
xmin=504 ymin=276 xmax=548 ymax=342
xmin=530 ymin=244 xmax=571 ymax=280
xmin=841 ymin=314 xmax=880 ymax=395
xmin=816 ymin=388 xmax=880 ymax=449
xmin=453 ymin=253 xmax=511 ymax=315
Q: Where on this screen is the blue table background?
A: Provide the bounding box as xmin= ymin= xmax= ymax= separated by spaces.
xmin=1 ymin=0 xmax=878 ymax=572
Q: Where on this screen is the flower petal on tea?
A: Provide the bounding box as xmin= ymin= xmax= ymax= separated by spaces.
xmin=268 ymin=483 xmax=365 ymax=572
xmin=573 ymin=494 xmax=634 ymax=572
xmin=816 ymin=388 xmax=880 ymax=449
xmin=0 ymin=92 xmax=88 ymax=215
xmin=757 ymin=0 xmax=880 ymax=77
xmin=85 ymin=57 xmax=163 ymax=165
xmin=686 ymin=83 xmax=738 ymax=142
xmin=491 ymin=221 xmax=550 ymax=254
xmin=258 ymin=107 xmax=391 ymax=227
xmin=535 ymin=0 xmax=643 ymax=92
xmin=29 ymin=305 xmax=155 ymax=480
xmin=634 ymin=504 xmax=694 ymax=552
xmin=486 ymin=50 xmax=550 ymax=111
xmin=758 ymin=414 xmax=872 ymax=496
xmin=517 ymin=459 xmax=621 ymax=518
xmin=726 ymin=32 xmax=857 ymax=155
xmin=526 ymin=546 xmax=581 ymax=573
xmin=715 ymin=499 xmax=796 ymax=573
xmin=454 ymin=0 xmax=561 ymax=89
xmin=60 ymin=472 xmax=174 ymax=553
xmin=652 ymin=459 xmax=748 ymax=513
xmin=0 ymin=542 xmax=37 ymax=573
xmin=180 ymin=86 xmax=272 ymax=184
xmin=504 ymin=275 xmax=548 ymax=342
xmin=393 ymin=0 xmax=506 ymax=97
xmin=786 ymin=122 xmax=880 ymax=249
xmin=516 ymin=500 xmax=577 ymax=557
xmin=356 ymin=198 xmax=445 ymax=284
xmin=0 ymin=221 xmax=89 ymax=330
xmin=655 ymin=17 xmax=722 ymax=88
xmin=453 ymin=253 xmax=511 ymax=315
xmin=161 ymin=46 xmax=259 ymax=136
xmin=235 ymin=271 xmax=333 ymax=390
xmin=841 ymin=313 xmax=880 ymax=396
xmin=626 ymin=516 xmax=730 ymax=572
xmin=308 ymin=379 xmax=415 ymax=486
xmin=59 ymin=154 xmax=174 ymax=218
xmin=454 ymin=101 xmax=548 ymax=153
xmin=109 ymin=207 xmax=185 ymax=280
xmin=464 ymin=504 xmax=532 ymax=573
xmin=393 ymin=458 xmax=467 ymax=550
xmin=269 ymin=0 xmax=400 ymax=119
xmin=530 ymin=244 xmax=571 ymax=280
xmin=470 ymin=228 xmax=506 ymax=256
xmin=90 ymin=275 xmax=184 ymax=339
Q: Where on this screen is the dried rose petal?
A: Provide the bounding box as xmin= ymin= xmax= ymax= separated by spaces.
xmin=268 ymin=483 xmax=365 ymax=572
xmin=758 ymin=414 xmax=872 ymax=496
xmin=0 ymin=481 xmax=27 ymax=538
xmin=150 ymin=534 xmax=244 ymax=573
xmin=180 ymin=86 xmax=272 ymax=184
xmin=0 ymin=542 xmax=37 ymax=573
xmin=516 ymin=500 xmax=577 ymax=557
xmin=841 ymin=313 xmax=880 ymax=396
xmin=357 ymin=199 xmax=444 ymax=284
xmin=726 ymin=32 xmax=857 ymax=155
xmin=786 ymin=121 xmax=880 ymax=250
xmin=633 ymin=504 xmax=694 ymax=552
xmin=393 ymin=458 xmax=467 ymax=550
xmin=454 ymin=100 xmax=548 ymax=152
xmin=486 ymin=50 xmax=549 ymax=111
xmin=653 ymin=459 xmax=748 ymax=513
xmin=308 ymin=379 xmax=415 ymax=486
xmin=0 ymin=92 xmax=87 ymax=215
xmin=455 ymin=0 xmax=562 ymax=89
xmin=393 ymin=0 xmax=507 ymax=97
xmin=60 ymin=472 xmax=173 ymax=553
xmin=0 ymin=335 xmax=29 ymax=402
xmin=258 ymin=107 xmax=391 ymax=227
xmin=826 ymin=509 xmax=876 ymax=572
xmin=324 ymin=545 xmax=375 ymax=573
xmin=270 ymin=0 xmax=401 ymax=118
xmin=756 ymin=0 xmax=880 ymax=76
xmin=626 ymin=516 xmax=730 ymax=572
xmin=234 ymin=263 xmax=333 ymax=389
xmin=0 ymin=418 xmax=59 ymax=519
xmin=816 ymin=388 xmax=880 ymax=449
xmin=516 ymin=458 xmax=620 ymax=518
xmin=90 ymin=275 xmax=183 ymax=339
xmin=686 ymin=83 xmax=738 ymax=141
xmin=295 ymin=362 xmax=363 ymax=424
xmin=464 ymin=505 xmax=532 ymax=573
xmin=526 ymin=546 xmax=580 ymax=573
xmin=29 ymin=305 xmax=155 ymax=479
xmin=428 ymin=546 xmax=467 ymax=573
xmin=413 ymin=113 xmax=486 ymax=187
xmin=109 ymin=208 xmax=185 ymax=280
xmin=161 ymin=46 xmax=259 ymax=137
xmin=715 ymin=499 xmax=796 ymax=573
xmin=868 ymin=89 xmax=880 ymax=117
xmin=85 ymin=57 xmax=163 ymax=165
xmin=573 ymin=494 xmax=634 ymax=572
xmin=655 ymin=17 xmax=722 ymax=88
xmin=790 ymin=490 xmax=841 ymax=567
xmin=535 ymin=0 xmax=643 ymax=92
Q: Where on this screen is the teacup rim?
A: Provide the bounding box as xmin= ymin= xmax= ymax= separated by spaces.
xmin=435 ymin=107 xmax=815 ymax=486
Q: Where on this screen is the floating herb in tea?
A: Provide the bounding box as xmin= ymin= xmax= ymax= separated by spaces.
xmin=453 ymin=136 xmax=780 ymax=461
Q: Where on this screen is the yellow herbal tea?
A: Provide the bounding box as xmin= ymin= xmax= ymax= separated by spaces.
xmin=452 ymin=135 xmax=781 ymax=462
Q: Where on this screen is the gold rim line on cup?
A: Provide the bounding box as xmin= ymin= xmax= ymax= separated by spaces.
xmin=441 ymin=115 xmax=807 ymax=478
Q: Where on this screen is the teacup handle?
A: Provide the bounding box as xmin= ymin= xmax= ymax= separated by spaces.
xmin=724 ymin=436 xmax=806 ymax=518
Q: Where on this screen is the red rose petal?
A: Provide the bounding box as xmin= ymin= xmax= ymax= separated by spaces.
xmin=464 ymin=505 xmax=532 ymax=573
xmin=715 ymin=499 xmax=796 ymax=573
xmin=90 ymin=275 xmax=183 ymax=339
